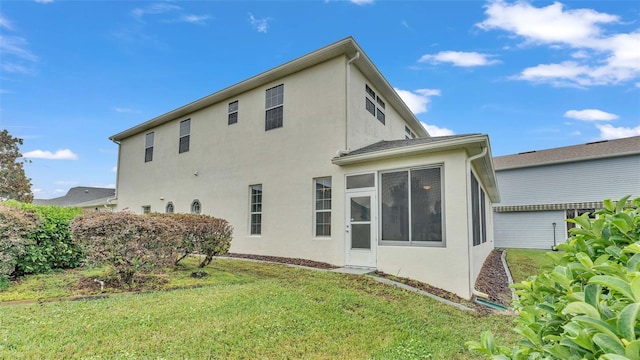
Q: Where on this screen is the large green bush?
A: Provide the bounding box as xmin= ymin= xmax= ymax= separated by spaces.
xmin=12 ymin=203 xmax=83 ymax=276
xmin=0 ymin=202 xmax=39 ymax=289
xmin=70 ymin=211 xmax=182 ymax=286
xmin=467 ymin=196 xmax=640 ymax=359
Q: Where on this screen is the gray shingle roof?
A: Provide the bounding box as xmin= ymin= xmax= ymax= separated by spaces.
xmin=343 ymin=134 xmax=482 ymax=157
xmin=33 ymin=187 xmax=116 ymax=207
xmin=494 ymin=135 xmax=640 ymax=170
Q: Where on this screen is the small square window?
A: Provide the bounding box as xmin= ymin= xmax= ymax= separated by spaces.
xmin=376 ymin=96 xmax=385 ymax=109
xmin=365 ymin=84 xmax=375 ymax=99
xmin=142 ymin=205 xmax=151 ymax=214
xmin=365 ymin=98 xmax=375 ymax=116
xmin=376 ymin=108 xmax=385 ymax=124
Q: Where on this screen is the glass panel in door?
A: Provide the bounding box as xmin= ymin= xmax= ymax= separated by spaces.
xmin=350 ymin=196 xmax=371 ymax=249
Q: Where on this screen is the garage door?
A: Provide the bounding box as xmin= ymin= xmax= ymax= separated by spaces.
xmin=494 ymin=211 xmax=565 ymax=249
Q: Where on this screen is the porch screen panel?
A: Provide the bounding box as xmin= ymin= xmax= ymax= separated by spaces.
xmin=411 ymin=167 xmax=442 ymax=242
xmin=381 ymin=171 xmax=409 ymax=241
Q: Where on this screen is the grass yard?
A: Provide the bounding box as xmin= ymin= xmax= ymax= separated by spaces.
xmin=505 ymin=248 xmax=556 ymax=283
xmin=0 ymin=258 xmax=518 ymax=359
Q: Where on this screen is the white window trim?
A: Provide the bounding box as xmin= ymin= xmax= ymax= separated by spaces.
xmin=249 ymin=184 xmax=262 ymax=235
xmin=378 ymin=165 xmax=446 ymax=247
xmin=313 ymin=177 xmax=332 ymax=238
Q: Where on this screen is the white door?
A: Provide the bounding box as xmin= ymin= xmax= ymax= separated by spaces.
xmin=345 ymin=191 xmax=377 ymax=268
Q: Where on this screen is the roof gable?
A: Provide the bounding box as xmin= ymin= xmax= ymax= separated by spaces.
xmin=110 ymin=37 xmax=428 ymax=141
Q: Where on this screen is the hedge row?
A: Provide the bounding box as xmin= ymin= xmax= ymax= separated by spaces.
xmin=0 ymin=201 xmax=82 ymax=289
xmin=70 ymin=212 xmax=233 ymax=286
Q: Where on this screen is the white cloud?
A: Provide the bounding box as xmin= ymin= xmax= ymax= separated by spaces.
xmin=564 ymin=109 xmax=618 ymax=121
xmin=478 ymin=0 xmax=640 ymax=87
xmin=596 ymin=124 xmax=640 ymax=139
xmin=32 ymin=188 xmax=42 ymax=193
xmin=394 ymin=88 xmax=441 ymax=114
xmin=178 ymin=14 xmax=211 ymax=24
xmin=114 ymin=107 xmax=141 ymax=114
xmin=23 ymin=149 xmax=79 ymax=160
xmin=421 ymin=122 xmax=455 ymax=136
xmin=249 ymin=13 xmax=270 ymax=33
xmin=0 ymin=15 xmax=14 ymax=31
xmin=351 ymin=0 xmax=374 ymax=5
xmin=418 ymin=51 xmax=500 ymax=67
xmin=0 ymin=35 xmax=38 ymax=62
xmin=132 ymin=3 xmax=181 ymax=19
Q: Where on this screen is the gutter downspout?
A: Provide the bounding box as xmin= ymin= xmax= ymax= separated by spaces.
xmin=106 ymin=138 xmax=121 ymax=211
xmin=345 ymin=51 xmax=360 ymax=152
xmin=466 ymin=146 xmax=489 ymax=299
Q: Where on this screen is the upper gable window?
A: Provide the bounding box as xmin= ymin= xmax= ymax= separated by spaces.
xmin=265 ymin=84 xmax=284 ymax=131
xmin=228 ymin=100 xmax=238 ymax=125
xmin=365 ymin=84 xmax=385 ymax=125
xmin=144 ymin=132 xmax=154 ymax=163
xmin=405 ymin=126 xmax=416 ymax=140
xmin=179 ymin=119 xmax=190 ymax=153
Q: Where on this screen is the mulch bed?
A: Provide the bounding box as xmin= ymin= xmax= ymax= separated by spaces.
xmin=474 ymin=249 xmax=513 ymax=307
xmin=225 ymin=253 xmax=339 ymax=270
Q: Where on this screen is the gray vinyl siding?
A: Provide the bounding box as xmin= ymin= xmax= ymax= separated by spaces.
xmin=494 ymin=211 xmax=565 ymax=249
xmin=496 ymin=155 xmax=640 ymax=207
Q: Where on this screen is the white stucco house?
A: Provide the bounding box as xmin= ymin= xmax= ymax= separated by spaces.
xmin=493 ymin=135 xmax=640 ymax=249
xmin=109 ymin=37 xmax=499 ymax=300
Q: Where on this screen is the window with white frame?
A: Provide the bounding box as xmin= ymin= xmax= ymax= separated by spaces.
xmin=471 ymin=173 xmax=487 ymax=246
xmin=405 ymin=126 xmax=416 ymax=140
xmin=314 ymin=177 xmax=332 ymax=237
xmin=144 ymin=132 xmax=154 ymax=162
xmin=191 ymin=199 xmax=201 ymax=214
xmin=166 ymin=202 xmax=174 ymax=213
xmin=380 ymin=166 xmax=443 ymax=244
xmin=179 ymin=119 xmax=190 ymax=153
xmin=142 ymin=205 xmax=151 ymax=214
xmin=365 ymin=84 xmax=385 ymax=124
xmin=265 ymin=85 xmax=283 ymax=131
xmin=228 ymin=100 xmax=238 ymax=125
xmin=250 ymin=185 xmax=262 ymax=235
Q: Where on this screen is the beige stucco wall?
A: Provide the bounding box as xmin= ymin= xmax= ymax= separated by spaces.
xmin=116 ymin=56 xmax=352 ymax=265
xmin=339 ymin=149 xmax=477 ymax=299
xmin=347 ymin=67 xmax=414 ymax=150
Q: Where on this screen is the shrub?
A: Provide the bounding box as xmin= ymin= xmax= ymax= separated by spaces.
xmin=11 ymin=203 xmax=83 ymax=276
xmin=150 ymin=213 xmax=233 ymax=267
xmin=0 ymin=202 xmax=39 ymax=289
xmin=70 ymin=211 xmax=182 ymax=286
xmin=466 ymin=196 xmax=640 ymax=359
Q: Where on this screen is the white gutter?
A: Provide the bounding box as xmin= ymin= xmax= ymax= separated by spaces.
xmin=466 ymin=146 xmax=489 ymax=299
xmin=345 ymin=51 xmax=360 ymax=151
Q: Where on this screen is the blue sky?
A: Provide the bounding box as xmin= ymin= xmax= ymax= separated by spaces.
xmin=1 ymin=0 xmax=638 ymax=199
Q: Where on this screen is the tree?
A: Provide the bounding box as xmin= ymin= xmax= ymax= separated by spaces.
xmin=0 ymin=129 xmax=33 ymax=202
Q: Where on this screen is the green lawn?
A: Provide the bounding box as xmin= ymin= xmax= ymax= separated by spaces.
xmin=0 ymin=258 xmax=517 ymax=359
xmin=505 ymin=248 xmax=556 ymax=283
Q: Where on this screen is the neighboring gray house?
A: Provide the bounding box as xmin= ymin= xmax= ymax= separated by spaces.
xmin=493 ymin=136 xmax=640 ymax=249
xmin=34 ymin=187 xmax=116 ymax=210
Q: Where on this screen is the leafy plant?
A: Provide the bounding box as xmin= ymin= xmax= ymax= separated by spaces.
xmin=11 ymin=202 xmax=83 ymax=276
xmin=70 ymin=211 xmax=182 ymax=286
xmin=0 ymin=202 xmax=39 ymax=289
xmin=467 ymin=196 xmax=640 ymax=359
xmin=149 ymin=213 xmax=233 ymax=267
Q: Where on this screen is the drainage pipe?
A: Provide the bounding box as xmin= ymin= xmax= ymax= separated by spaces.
xmin=345 ymin=51 xmax=360 ymax=152
xmin=466 ymin=146 xmax=489 ymax=299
